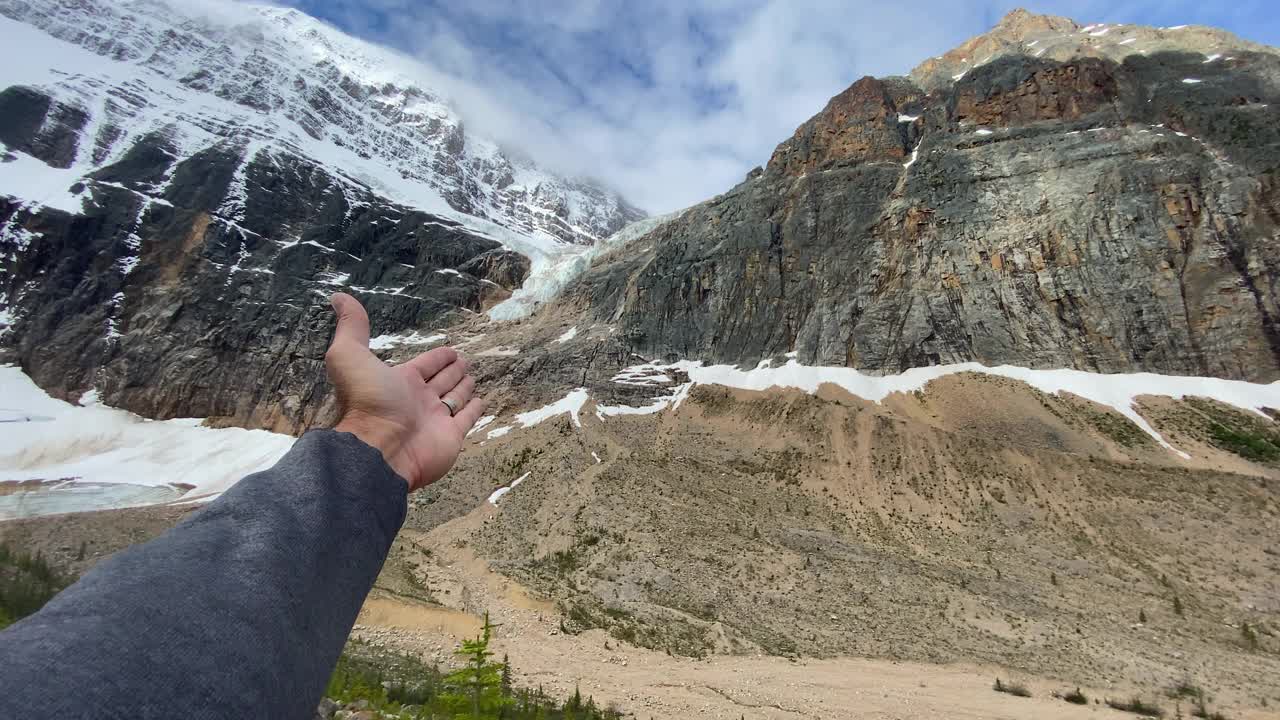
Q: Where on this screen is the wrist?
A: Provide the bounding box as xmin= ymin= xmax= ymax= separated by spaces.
xmin=335 ymin=412 xmax=414 ymax=486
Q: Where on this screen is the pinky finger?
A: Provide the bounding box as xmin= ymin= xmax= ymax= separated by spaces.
xmin=454 ymin=397 xmax=489 ymax=435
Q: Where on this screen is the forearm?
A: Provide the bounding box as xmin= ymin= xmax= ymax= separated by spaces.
xmin=0 ymin=430 xmax=407 ymax=720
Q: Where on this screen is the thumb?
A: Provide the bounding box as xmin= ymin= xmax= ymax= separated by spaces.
xmin=329 ymin=292 xmax=370 ymax=349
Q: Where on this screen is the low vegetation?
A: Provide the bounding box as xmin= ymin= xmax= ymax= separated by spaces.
xmin=1182 ymin=399 xmax=1280 ymax=463
xmin=993 ymin=678 xmax=1031 ymax=698
xmin=1061 ymin=688 xmax=1089 ymax=705
xmin=1083 ymin=406 xmax=1155 ymax=448
xmin=326 ymin=614 xmax=621 ymax=720
xmin=0 ymin=543 xmax=66 ymax=629
xmin=1106 ymin=696 xmax=1165 ymax=717
xmin=1168 ymin=679 xmax=1232 ymax=720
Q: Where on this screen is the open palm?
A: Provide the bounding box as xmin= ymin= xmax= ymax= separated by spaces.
xmin=326 ymin=292 xmax=485 ymax=491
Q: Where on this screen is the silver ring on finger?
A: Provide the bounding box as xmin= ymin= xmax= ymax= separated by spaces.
xmin=441 ymin=397 xmax=459 ymax=417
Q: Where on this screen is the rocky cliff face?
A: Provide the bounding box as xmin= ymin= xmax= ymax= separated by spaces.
xmin=0 ymin=0 xmax=642 ymax=430
xmin=1 ymin=134 xmax=528 ymax=431
xmin=571 ymin=18 xmax=1280 ymax=382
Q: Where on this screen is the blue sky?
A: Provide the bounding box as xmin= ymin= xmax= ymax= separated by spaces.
xmin=277 ymin=0 xmax=1280 ymax=213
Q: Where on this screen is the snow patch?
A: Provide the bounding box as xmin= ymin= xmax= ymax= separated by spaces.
xmin=515 ymin=388 xmax=590 ymax=429
xmin=554 ymin=326 xmax=578 ymax=344
xmin=896 ymin=114 xmax=919 ymax=123
xmin=902 ymin=148 xmax=919 ymax=170
xmin=0 ymin=151 xmax=88 ymax=214
xmin=368 ymin=331 xmax=446 ymax=350
xmin=1182 ymin=78 xmax=1203 ymax=84
xmin=466 ymin=415 xmax=496 ymax=438
xmin=487 ymin=471 xmax=530 ymax=505
xmin=612 ymin=364 xmax=674 ymax=386
xmin=595 ymin=383 xmax=693 ymax=421
xmin=1118 ymin=38 xmax=1137 ymax=46
xmin=0 ymin=366 xmax=294 ymax=498
xmin=975 ymin=129 xmax=994 ymax=136
xmin=1203 ymin=54 xmax=1222 ymax=63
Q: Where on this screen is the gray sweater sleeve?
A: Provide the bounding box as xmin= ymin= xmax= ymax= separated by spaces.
xmin=0 ymin=429 xmax=408 ymax=720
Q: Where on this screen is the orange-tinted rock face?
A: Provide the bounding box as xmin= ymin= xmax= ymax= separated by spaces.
xmin=951 ymin=60 xmax=1120 ymax=126
xmin=572 ymin=45 xmax=1280 ymax=383
xmin=766 ymin=77 xmax=909 ymax=176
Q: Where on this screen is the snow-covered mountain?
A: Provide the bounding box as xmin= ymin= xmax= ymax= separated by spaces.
xmin=0 ymin=0 xmax=644 ymax=431
xmin=0 ymin=0 xmax=643 ymax=252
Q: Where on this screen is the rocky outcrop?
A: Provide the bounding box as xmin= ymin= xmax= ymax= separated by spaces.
xmin=570 ymin=44 xmax=1280 ymax=382
xmin=767 ymin=77 xmax=922 ymax=175
xmin=911 ymin=7 xmax=1279 ymax=92
xmin=949 ymin=58 xmax=1119 ymax=126
xmin=0 ymin=86 xmax=87 ymax=168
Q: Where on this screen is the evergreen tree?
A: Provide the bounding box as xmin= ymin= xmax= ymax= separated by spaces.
xmin=441 ymin=612 xmax=511 ymax=719
xmin=1242 ymin=621 xmax=1259 ymax=650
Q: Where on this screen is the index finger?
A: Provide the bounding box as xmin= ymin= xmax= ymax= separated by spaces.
xmin=402 ymin=346 xmax=458 ymax=381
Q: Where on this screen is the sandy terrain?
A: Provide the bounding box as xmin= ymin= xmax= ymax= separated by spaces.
xmin=6 ymin=372 xmax=1278 ymax=719
xmin=356 ymin=509 xmax=1279 ymax=719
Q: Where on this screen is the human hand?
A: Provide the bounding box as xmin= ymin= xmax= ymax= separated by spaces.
xmin=325 ymin=292 xmax=487 ymax=491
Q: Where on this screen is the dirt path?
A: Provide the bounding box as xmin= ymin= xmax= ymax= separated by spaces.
xmin=355 ymin=507 xmax=1279 ymax=720
xmin=357 ymin=592 xmax=1268 ymax=720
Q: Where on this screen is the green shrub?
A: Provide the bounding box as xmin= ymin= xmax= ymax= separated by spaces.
xmin=993 ymin=678 xmax=1031 ymax=698
xmin=1241 ymin=621 xmax=1259 ymax=650
xmin=1063 ymin=688 xmax=1089 ymax=705
xmin=1191 ymin=703 xmax=1229 ymax=720
xmin=326 ymin=620 xmax=624 ymax=719
xmin=1207 ymin=422 xmax=1280 ymax=462
xmin=0 ymin=543 xmax=66 ymax=626
xmin=1107 ymin=696 xmax=1165 ymax=717
xmin=1185 ymin=398 xmax=1280 ymax=462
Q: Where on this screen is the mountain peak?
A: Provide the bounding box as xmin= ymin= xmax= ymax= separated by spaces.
xmin=992 ymin=7 xmax=1077 ymax=35
xmin=910 ymin=9 xmax=1276 ymax=91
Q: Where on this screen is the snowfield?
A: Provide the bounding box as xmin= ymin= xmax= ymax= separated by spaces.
xmin=485 ymin=358 xmax=1280 ymax=459
xmin=5 ymin=351 xmax=1280 ymax=517
xmin=0 ymin=366 xmax=294 ymax=505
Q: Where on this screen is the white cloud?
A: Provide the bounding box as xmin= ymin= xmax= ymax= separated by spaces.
xmin=313 ymin=0 xmax=967 ymax=213
xmin=274 ymin=0 xmax=1271 ymax=213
